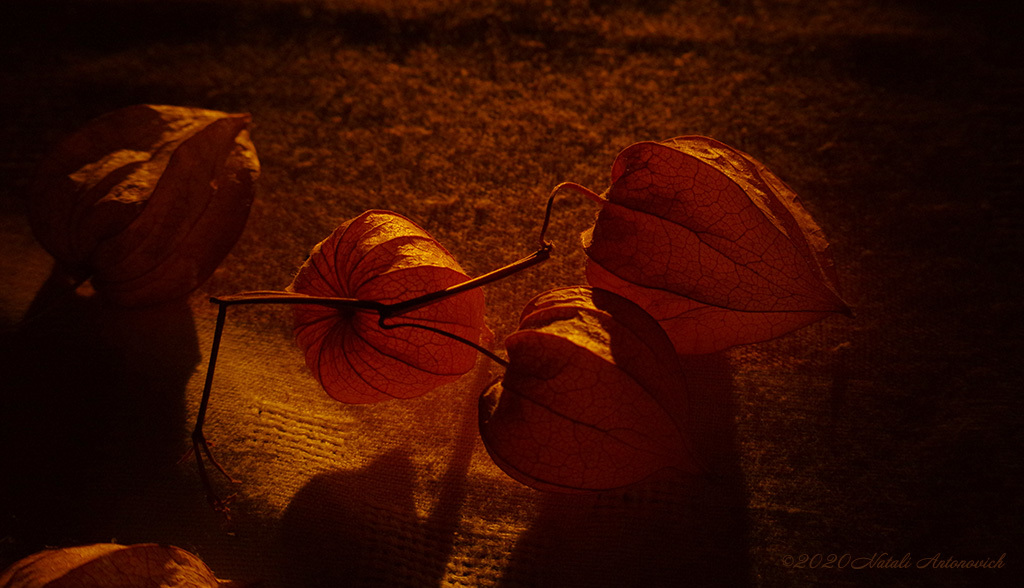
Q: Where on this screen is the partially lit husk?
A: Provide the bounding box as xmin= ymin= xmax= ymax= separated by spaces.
xmin=480 ymin=286 xmax=699 ymax=492
xmin=0 ymin=543 xmax=237 ymax=587
xmin=288 ymin=210 xmax=487 ymax=403
xmin=29 ymin=104 xmax=259 ymax=306
xmin=583 ymin=135 xmax=849 ymax=354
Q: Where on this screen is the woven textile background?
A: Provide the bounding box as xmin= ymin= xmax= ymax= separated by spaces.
xmin=1 ymin=1 xmax=1021 ymax=586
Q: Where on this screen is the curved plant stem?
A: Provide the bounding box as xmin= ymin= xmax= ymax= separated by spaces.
xmin=538 ymin=181 xmax=602 ymax=245
xmin=185 ymin=181 xmax=600 ymax=510
xmin=186 ymin=246 xmax=544 ymax=510
xmin=180 ymin=301 xmax=239 ymax=515
xmin=384 ymin=245 xmax=551 ymax=318
xmin=211 ymin=290 xmax=386 ymax=311
xmin=378 ymin=316 xmax=509 ymax=368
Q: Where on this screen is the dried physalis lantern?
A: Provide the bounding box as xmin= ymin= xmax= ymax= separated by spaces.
xmin=0 ymin=543 xmax=240 ymax=587
xmin=287 ymin=210 xmax=488 ymax=403
xmin=583 ymin=135 xmax=850 ymax=354
xmin=480 ymin=286 xmax=699 ymax=492
xmin=29 ymin=104 xmax=259 ymax=306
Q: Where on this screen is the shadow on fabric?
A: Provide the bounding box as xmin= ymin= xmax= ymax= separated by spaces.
xmin=0 ymin=267 xmax=199 ymax=557
xmin=276 ymin=368 xmax=487 ymax=587
xmin=278 ymin=450 xmax=445 ymax=587
xmin=498 ymin=353 xmax=752 ymax=587
xmin=274 ymin=352 xmax=749 ymax=587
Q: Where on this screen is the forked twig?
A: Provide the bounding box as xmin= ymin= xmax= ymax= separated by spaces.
xmin=185 ymin=182 xmax=599 ymax=509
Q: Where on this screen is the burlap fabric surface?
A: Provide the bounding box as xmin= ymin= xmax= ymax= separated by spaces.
xmin=1 ymin=1 xmax=1021 ymax=586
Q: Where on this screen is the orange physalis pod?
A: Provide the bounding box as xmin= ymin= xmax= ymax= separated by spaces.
xmin=480 ymin=286 xmax=699 ymax=492
xmin=583 ymin=135 xmax=851 ymax=354
xmin=288 ymin=210 xmax=488 ymax=403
